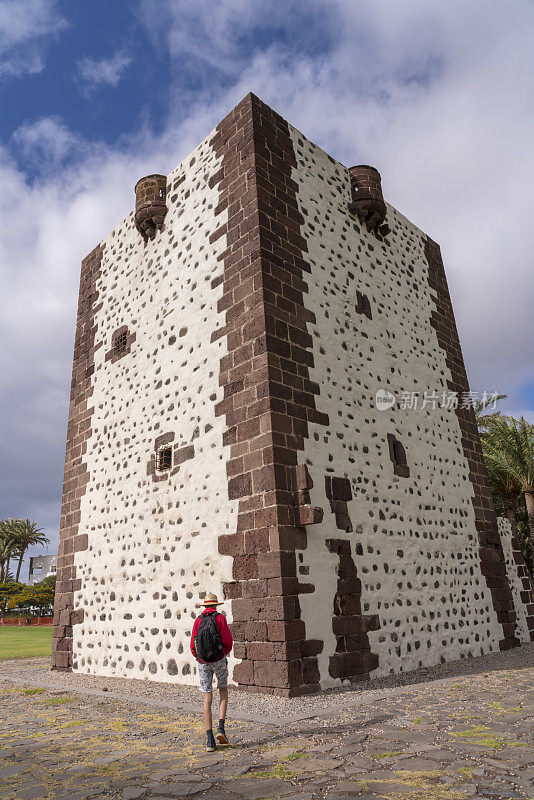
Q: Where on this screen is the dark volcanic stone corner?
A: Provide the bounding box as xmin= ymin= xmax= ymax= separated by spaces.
xmin=51 ymin=243 xmax=104 ymax=670
xmin=210 ymin=93 xmax=329 ymax=696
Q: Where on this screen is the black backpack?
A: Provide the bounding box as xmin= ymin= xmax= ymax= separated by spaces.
xmin=194 ymin=612 xmax=224 ymax=663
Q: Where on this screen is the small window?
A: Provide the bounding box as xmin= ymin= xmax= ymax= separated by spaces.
xmin=106 ymin=326 xmax=135 ymax=364
xmin=156 ymin=446 xmax=172 ymax=472
xmin=356 ymin=290 xmax=372 ymax=320
xmin=387 ymin=433 xmax=410 ymax=478
xmin=114 ymin=330 xmax=128 ymax=358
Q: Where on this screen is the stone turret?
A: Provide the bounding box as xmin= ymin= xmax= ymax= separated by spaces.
xmin=348 ymin=165 xmax=390 ymax=236
xmin=135 ymin=174 xmax=168 ymax=241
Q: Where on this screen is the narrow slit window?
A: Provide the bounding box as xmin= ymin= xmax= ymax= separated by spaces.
xmin=387 ymin=433 xmax=410 ymax=478
xmin=156 ymin=446 xmax=172 ymax=472
xmin=355 ymin=290 xmax=372 ymax=320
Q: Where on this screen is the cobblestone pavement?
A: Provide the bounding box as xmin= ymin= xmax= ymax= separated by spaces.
xmin=0 ymin=659 xmax=532 ymax=800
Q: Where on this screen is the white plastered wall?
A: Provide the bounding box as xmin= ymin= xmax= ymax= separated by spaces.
xmin=288 ymin=126 xmax=504 ymax=688
xmin=499 ymin=516 xmax=531 ymax=642
xmin=71 ymin=132 xmax=239 ymax=684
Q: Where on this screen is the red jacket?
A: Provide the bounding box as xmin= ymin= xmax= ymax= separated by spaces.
xmin=190 ymin=607 xmax=233 ymax=663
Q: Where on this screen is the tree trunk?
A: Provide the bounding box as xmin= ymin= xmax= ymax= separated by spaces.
xmin=524 ymin=490 xmax=534 ymax=560
xmin=15 ymin=549 xmax=25 ymax=583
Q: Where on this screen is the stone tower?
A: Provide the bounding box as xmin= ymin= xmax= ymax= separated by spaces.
xmin=52 ymin=93 xmax=534 ymax=695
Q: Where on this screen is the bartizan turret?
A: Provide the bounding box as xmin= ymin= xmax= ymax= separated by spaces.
xmin=135 ymin=174 xmax=168 ymax=241
xmin=348 ymin=165 xmax=390 ymax=237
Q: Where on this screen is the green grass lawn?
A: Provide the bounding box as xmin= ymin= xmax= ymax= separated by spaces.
xmin=0 ymin=626 xmax=53 ymax=660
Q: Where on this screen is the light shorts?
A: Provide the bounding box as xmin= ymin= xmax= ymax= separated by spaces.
xmin=198 ymin=657 xmax=228 ymax=693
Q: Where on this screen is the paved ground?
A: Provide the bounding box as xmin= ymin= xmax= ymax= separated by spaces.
xmin=0 ymin=650 xmax=533 ymax=800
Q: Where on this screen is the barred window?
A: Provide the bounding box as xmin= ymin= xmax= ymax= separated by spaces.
xmin=156 ymin=446 xmax=172 ymax=472
xmin=114 ymin=330 xmax=128 ymax=357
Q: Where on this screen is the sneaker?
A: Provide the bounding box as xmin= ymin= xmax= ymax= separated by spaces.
xmin=216 ymin=727 xmax=228 ymax=745
xmin=206 ymin=731 xmax=216 ymax=752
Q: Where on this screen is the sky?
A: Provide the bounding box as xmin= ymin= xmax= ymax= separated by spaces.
xmin=1 ymin=0 xmax=533 ymax=577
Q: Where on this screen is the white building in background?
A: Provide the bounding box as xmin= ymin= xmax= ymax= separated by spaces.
xmin=28 ymin=554 xmax=57 ymax=585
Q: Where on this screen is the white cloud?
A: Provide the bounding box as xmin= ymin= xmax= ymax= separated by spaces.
xmin=0 ymin=0 xmax=67 ymax=78
xmin=11 ymin=117 xmax=80 ymax=166
xmin=2 ymin=0 xmax=534 ymax=557
xmin=76 ymin=51 xmax=132 ymax=90
xmin=138 ymin=0 xmax=267 ymax=76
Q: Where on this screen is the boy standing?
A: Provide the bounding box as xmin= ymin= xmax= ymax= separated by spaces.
xmin=190 ymin=593 xmax=233 ymax=752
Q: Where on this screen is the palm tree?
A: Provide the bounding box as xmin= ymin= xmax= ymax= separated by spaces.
xmin=484 ymin=453 xmax=522 ymax=539
xmin=482 ymin=416 xmax=534 ymax=556
xmin=474 ymin=393 xmax=506 ymax=431
xmin=0 ymin=519 xmax=19 ymax=583
xmin=11 ymin=519 xmax=49 ymax=583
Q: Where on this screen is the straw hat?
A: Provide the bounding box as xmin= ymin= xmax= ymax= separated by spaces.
xmin=201 ymin=592 xmax=223 ymax=607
